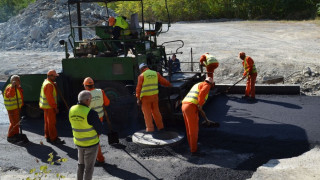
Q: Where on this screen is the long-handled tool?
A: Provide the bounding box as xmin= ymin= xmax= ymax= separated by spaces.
xmin=198 ymin=107 xmax=220 ymax=128
xmin=103 ymin=107 xmax=119 ymax=145
xmin=55 ymin=84 xmax=69 ymax=110
xmin=215 ymin=75 xmax=247 ymax=95
xmin=14 ymin=85 xmax=29 ymax=143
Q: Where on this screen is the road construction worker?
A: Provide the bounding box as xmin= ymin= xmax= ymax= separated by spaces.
xmin=83 ymin=77 xmax=110 ymax=166
xmin=39 ymin=70 xmax=65 ymax=145
xmin=108 ymin=16 xmax=130 ymax=39
xmin=69 ymin=90 xmax=103 ymax=180
xmin=239 ymin=52 xmax=257 ymax=100
xmin=4 ymin=75 xmax=25 ymax=143
xmin=199 ymin=53 xmax=219 ymax=79
xmin=168 ymin=54 xmax=181 ymax=73
xmin=182 ymin=77 xmax=214 ymax=156
xmin=136 ymin=63 xmax=172 ymax=133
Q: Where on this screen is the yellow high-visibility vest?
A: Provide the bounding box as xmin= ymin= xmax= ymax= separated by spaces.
xmin=39 ymin=79 xmax=57 ymax=109
xmin=244 ymin=57 xmax=257 ymax=74
xmin=114 ymin=16 xmax=130 ymax=35
xmin=89 ymin=89 xmax=104 ymax=118
xmin=140 ymin=69 xmax=158 ymax=98
xmin=182 ymin=83 xmax=208 ymax=105
xmin=4 ymin=84 xmax=23 ymax=110
xmin=69 ymin=104 xmax=99 ymax=147
xmin=204 ymin=54 xmax=218 ymax=66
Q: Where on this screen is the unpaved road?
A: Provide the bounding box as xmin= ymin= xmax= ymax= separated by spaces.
xmin=1 ymin=20 xmax=319 ymax=95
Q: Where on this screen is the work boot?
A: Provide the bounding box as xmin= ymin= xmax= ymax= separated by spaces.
xmin=7 ymin=136 xmax=19 ymax=144
xmin=51 ymin=137 xmax=65 ymax=145
xmin=248 ymin=97 xmax=257 ymax=103
xmin=191 ymin=151 xmax=206 ymax=157
xmin=94 ymin=160 xmax=105 ymax=167
xmin=241 ymin=95 xmax=249 ymax=99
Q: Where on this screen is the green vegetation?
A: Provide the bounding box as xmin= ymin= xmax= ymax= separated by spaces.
xmin=0 ymin=0 xmax=320 ymax=23
xmin=25 ymin=152 xmax=68 ymax=180
xmin=110 ymin=0 xmax=320 ymax=22
xmin=0 ymin=0 xmax=35 ymax=22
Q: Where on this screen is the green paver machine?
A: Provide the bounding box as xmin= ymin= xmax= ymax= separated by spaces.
xmin=2 ymin=0 xmax=205 ymax=136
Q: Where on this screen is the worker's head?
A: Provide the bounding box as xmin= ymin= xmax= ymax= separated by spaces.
xmin=172 ymin=54 xmax=177 ymax=61
xmin=108 ymin=16 xmax=116 ymax=26
xmin=205 ymin=77 xmax=214 ymax=86
xmin=47 ymin=69 xmax=59 ymax=81
xmin=78 ymin=90 xmax=92 ymax=106
xmin=239 ymin=52 xmax=246 ymax=60
xmin=10 ymin=75 xmax=20 ymax=86
xmin=139 ymin=63 xmax=148 ymax=72
xmin=83 ymin=77 xmax=94 ymax=90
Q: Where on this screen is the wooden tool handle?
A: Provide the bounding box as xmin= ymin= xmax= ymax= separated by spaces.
xmin=103 ymin=106 xmax=113 ymax=131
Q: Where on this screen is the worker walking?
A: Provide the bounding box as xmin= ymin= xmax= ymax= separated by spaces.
xmin=69 ymin=90 xmax=103 ymax=180
xmin=239 ymin=52 xmax=257 ymax=101
xmin=136 ymin=63 xmax=172 ymax=133
xmin=199 ymin=53 xmax=219 ymax=79
xmin=182 ymin=77 xmax=214 ymax=156
xmin=83 ymin=77 xmax=110 ymax=166
xmin=3 ymin=75 xmax=26 ymax=143
xmin=39 ymin=70 xmax=65 ymax=145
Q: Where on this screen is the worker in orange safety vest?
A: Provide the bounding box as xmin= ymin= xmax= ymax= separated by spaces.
xmin=136 ymin=63 xmax=172 ymax=133
xmin=3 ymin=75 xmax=25 ymax=143
xmin=239 ymin=52 xmax=257 ymax=100
xmin=182 ymin=77 xmax=214 ymax=156
xmin=39 ymin=70 xmax=65 ymax=145
xmin=83 ymin=77 xmax=110 ymax=166
xmin=199 ymin=53 xmax=219 ymax=80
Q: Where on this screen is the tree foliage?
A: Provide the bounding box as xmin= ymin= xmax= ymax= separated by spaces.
xmin=1 ymin=0 xmax=319 ymax=23
xmin=0 ymin=0 xmax=35 ymax=22
xmin=110 ymin=0 xmax=320 ymax=22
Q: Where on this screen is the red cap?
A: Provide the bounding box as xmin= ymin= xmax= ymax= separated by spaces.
xmin=47 ymin=70 xmax=59 ymax=76
xmin=108 ymin=16 xmax=115 ymax=26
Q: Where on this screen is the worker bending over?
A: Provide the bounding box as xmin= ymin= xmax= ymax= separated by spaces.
xmin=239 ymin=52 xmax=257 ymax=101
xmin=199 ymin=53 xmax=219 ymax=80
xmin=83 ymin=77 xmax=110 ymax=166
xmin=136 ymin=63 xmax=172 ymax=133
xmin=39 ymin=70 xmax=65 ymax=145
xmin=69 ymin=90 xmax=103 ymax=180
xmin=4 ymin=75 xmax=27 ymax=143
xmin=182 ymin=77 xmax=214 ymax=156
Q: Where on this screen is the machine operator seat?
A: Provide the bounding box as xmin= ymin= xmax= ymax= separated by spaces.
xmin=145 ymin=22 xmax=162 ymax=36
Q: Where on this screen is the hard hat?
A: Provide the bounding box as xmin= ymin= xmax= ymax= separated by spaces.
xmin=239 ymin=52 xmax=246 ymax=58
xmin=47 ymin=70 xmax=59 ymax=76
xmin=83 ymin=77 xmax=94 ymax=86
xmin=139 ymin=63 xmax=147 ymax=70
xmin=108 ymin=16 xmax=115 ymax=26
xmin=205 ymin=77 xmax=213 ymax=84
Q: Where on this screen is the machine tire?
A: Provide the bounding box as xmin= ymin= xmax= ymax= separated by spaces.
xmin=95 ymin=81 xmax=143 ymax=136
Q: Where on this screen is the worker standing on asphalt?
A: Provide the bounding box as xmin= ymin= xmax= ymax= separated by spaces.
xmin=199 ymin=53 xmax=219 ymax=80
xmin=39 ymin=70 xmax=65 ymax=145
xmin=69 ymin=90 xmax=103 ymax=180
xmin=3 ymin=75 xmax=25 ymax=143
xmin=83 ymin=77 xmax=110 ymax=166
xmin=239 ymin=52 xmax=257 ymax=101
xmin=182 ymin=77 xmax=214 ymax=156
xmin=136 ymin=63 xmax=172 ymax=133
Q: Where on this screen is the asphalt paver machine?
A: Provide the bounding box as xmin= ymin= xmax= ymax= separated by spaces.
xmin=2 ymin=0 xmax=205 ymax=136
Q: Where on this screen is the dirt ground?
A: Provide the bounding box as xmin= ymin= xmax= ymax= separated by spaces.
xmin=0 ymin=20 xmax=320 ymax=96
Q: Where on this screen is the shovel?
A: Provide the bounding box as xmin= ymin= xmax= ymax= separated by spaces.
xmin=198 ymin=107 xmax=220 ymax=128
xmin=103 ymin=107 xmax=119 ymax=145
xmin=14 ymin=85 xmax=29 ymax=143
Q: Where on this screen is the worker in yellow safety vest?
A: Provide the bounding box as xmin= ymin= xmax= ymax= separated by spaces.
xmin=136 ymin=63 xmax=172 ymax=133
xmin=39 ymin=69 xmax=65 ymax=145
xmin=83 ymin=77 xmax=110 ymax=166
xmin=69 ymin=90 xmax=103 ymax=180
xmin=3 ymin=75 xmax=26 ymax=143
